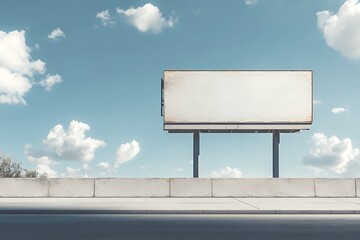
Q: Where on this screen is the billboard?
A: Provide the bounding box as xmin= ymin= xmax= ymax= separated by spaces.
xmin=162 ymin=70 xmax=313 ymax=132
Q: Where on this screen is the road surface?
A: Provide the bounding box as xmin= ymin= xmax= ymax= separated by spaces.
xmin=1 ymin=214 xmax=360 ymax=240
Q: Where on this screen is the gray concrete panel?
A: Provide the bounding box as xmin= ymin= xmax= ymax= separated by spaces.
xmin=315 ymin=178 xmax=355 ymax=197
xmin=212 ymin=178 xmax=315 ymax=197
xmin=0 ymin=178 xmax=48 ymax=197
xmin=170 ymin=178 xmax=212 ymax=197
xmin=48 ymin=179 xmax=94 ymax=197
xmin=95 ymin=178 xmax=170 ymax=197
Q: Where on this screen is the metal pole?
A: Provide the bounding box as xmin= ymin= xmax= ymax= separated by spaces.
xmin=193 ymin=131 xmax=200 ymax=178
xmin=272 ymin=130 xmax=280 ymax=178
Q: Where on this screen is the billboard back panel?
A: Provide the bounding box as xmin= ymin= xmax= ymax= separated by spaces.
xmin=163 ymin=70 xmax=312 ymax=131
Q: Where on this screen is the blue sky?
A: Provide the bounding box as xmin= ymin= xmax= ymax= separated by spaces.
xmin=1 ymin=0 xmax=360 ymax=178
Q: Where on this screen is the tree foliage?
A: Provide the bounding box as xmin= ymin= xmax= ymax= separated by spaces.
xmin=0 ymin=152 xmax=47 ymax=178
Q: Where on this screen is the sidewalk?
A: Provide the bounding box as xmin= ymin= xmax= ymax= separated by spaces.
xmin=1 ymin=198 xmax=360 ymax=214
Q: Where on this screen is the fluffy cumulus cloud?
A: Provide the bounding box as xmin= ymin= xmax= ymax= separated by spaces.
xmin=96 ymin=139 xmax=141 ymax=173
xmin=25 ymin=120 xmax=105 ymax=177
xmin=303 ymin=133 xmax=360 ymax=176
xmin=114 ymin=140 xmax=140 ymax=167
xmin=331 ymin=107 xmax=349 ymax=114
xmin=43 ymin=120 xmax=106 ymax=162
xmin=210 ymin=167 xmax=242 ymax=178
xmin=96 ymin=9 xmax=114 ymax=26
xmin=24 ymin=120 xmax=142 ymax=177
xmin=0 ymin=30 xmax=62 ymax=104
xmin=116 ymin=3 xmax=177 ymax=33
xmin=24 ymin=144 xmax=58 ymax=178
xmin=317 ymin=0 xmax=360 ymax=59
xmin=97 ymin=161 xmax=110 ymax=170
xmin=0 ymin=31 xmax=45 ymax=76
xmin=39 ymin=74 xmax=63 ymax=91
xmin=48 ymin=27 xmax=65 ymax=40
xmin=0 ymin=68 xmax=32 ymax=104
xmin=28 ymin=156 xmax=58 ymax=178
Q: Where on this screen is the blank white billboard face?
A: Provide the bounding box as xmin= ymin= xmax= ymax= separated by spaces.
xmin=163 ymin=70 xmax=312 ymax=131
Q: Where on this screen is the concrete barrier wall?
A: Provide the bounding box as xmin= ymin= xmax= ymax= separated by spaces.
xmin=0 ymin=178 xmax=359 ymax=198
xmin=48 ymin=179 xmax=95 ymax=197
xmin=95 ymin=178 xmax=170 ymax=197
xmin=0 ymin=178 xmax=48 ymax=197
xmin=212 ymin=178 xmax=315 ymax=197
xmin=356 ymin=179 xmax=360 ymax=197
xmin=315 ymin=178 xmax=356 ymax=197
xmin=170 ymin=179 xmax=212 ymax=197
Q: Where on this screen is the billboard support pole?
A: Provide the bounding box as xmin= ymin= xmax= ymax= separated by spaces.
xmin=272 ymin=130 xmax=280 ymax=178
xmin=193 ymin=131 xmax=200 ymax=178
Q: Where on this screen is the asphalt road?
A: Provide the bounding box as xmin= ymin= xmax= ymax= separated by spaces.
xmin=1 ymin=214 xmax=360 ymax=240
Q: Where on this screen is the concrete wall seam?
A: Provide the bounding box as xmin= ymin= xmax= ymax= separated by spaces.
xmin=355 ymin=179 xmax=359 ymax=197
xmin=211 ymin=178 xmax=214 ymax=197
xmin=169 ymin=178 xmax=172 ymax=197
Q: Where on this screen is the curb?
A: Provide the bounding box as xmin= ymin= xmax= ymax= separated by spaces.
xmin=2 ymin=209 xmax=360 ymax=214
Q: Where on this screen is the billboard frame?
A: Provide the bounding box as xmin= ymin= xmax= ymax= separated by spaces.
xmin=161 ymin=70 xmax=313 ymax=178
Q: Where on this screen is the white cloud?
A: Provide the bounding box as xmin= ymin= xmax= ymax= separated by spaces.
xmin=0 ymin=30 xmax=61 ymax=104
xmin=0 ymin=67 xmax=32 ymax=104
xmin=24 ymin=144 xmax=58 ymax=178
xmin=331 ymin=107 xmax=349 ymax=114
xmin=48 ymin=27 xmax=65 ymax=40
xmin=114 ymin=140 xmax=140 ymax=167
xmin=0 ymin=30 xmax=45 ymax=76
xmin=210 ymin=167 xmax=242 ymax=178
xmin=245 ymin=0 xmax=258 ymax=6
xmin=30 ymin=156 xmax=58 ymax=178
xmin=0 ymin=30 xmax=41 ymax=104
xmin=116 ymin=3 xmax=177 ymax=33
xmin=66 ymin=166 xmax=81 ymax=178
xmin=313 ymin=99 xmax=322 ymax=105
xmin=97 ymin=161 xmax=110 ymax=170
xmin=96 ymin=9 xmax=114 ymax=26
xmin=43 ymin=120 xmax=106 ymax=162
xmin=175 ymin=168 xmax=184 ymax=172
xmin=39 ymin=74 xmax=62 ymax=91
xmin=83 ymin=163 xmax=90 ymax=171
xmin=303 ymin=133 xmax=360 ymax=176
xmin=317 ymin=0 xmax=360 ymax=59
xmin=25 ymin=120 xmax=105 ymax=177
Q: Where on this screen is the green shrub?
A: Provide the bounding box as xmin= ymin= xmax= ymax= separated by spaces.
xmin=0 ymin=152 xmax=47 ymax=178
